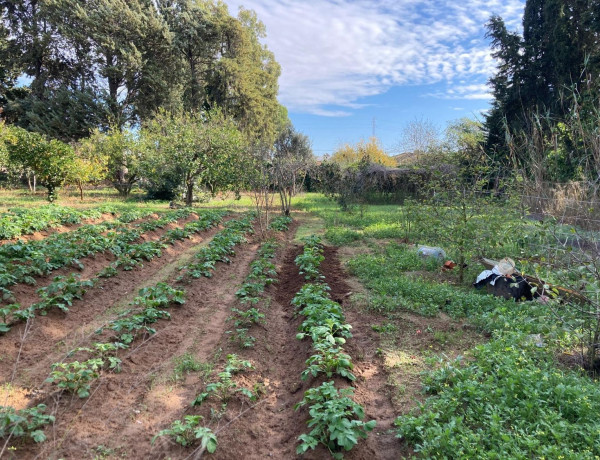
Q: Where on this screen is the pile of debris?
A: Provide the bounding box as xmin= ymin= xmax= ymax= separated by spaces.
xmin=473 ymin=258 xmax=534 ymax=301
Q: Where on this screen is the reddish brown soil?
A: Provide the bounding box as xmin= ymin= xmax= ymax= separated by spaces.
xmin=1 ymin=220 xmax=414 ymax=460
xmin=0 ymin=214 xmax=214 ymax=388
xmin=200 ymin=244 xmax=400 ymax=460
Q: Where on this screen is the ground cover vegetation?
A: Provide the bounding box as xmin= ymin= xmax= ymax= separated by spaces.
xmin=296 ymin=191 xmax=600 ymax=458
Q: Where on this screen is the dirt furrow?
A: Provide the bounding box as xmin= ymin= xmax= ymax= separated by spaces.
xmin=19 ymin=235 xmax=261 ymax=459
xmin=206 ymin=234 xmax=312 ymax=459
xmin=0 ymin=217 xmax=223 ymax=390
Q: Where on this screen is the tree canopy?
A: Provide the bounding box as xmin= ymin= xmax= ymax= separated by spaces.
xmin=485 ymin=0 xmax=600 ymax=179
xmin=330 ymin=137 xmax=395 ymax=169
xmin=0 ymin=0 xmax=285 ymax=146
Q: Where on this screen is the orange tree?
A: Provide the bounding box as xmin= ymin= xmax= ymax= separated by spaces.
xmin=7 ymin=127 xmax=77 ymax=201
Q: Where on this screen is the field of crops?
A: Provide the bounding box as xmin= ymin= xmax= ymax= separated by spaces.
xmin=1 ymin=195 xmax=600 ymax=459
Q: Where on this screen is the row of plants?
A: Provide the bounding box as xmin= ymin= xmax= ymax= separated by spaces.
xmin=153 ymin=353 xmax=258 ymax=454
xmin=0 ymin=212 xmax=241 ymax=447
xmin=292 ymin=235 xmax=375 ymax=459
xmin=153 ymin=215 xmax=293 ymax=454
xmin=0 ymin=207 xmax=183 ymax=298
xmin=0 ymin=205 xmax=108 ymax=240
xmin=44 ymin=282 xmax=185 ymax=398
xmin=0 ymin=210 xmax=226 ymax=333
xmin=0 ymin=282 xmax=185 ymax=446
xmin=228 ymin=217 xmax=292 ymax=347
xmin=96 ymin=210 xmax=227 ymax=279
xmin=179 ymin=212 xmax=256 ymax=280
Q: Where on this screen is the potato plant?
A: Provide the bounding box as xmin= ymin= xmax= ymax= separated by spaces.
xmin=180 ymin=213 xmax=255 ymax=279
xmin=229 ymin=237 xmax=282 ymax=348
xmin=152 ymin=415 xmax=217 ymax=452
xmin=46 ymin=359 xmax=103 ymax=398
xmin=293 ymin=236 xmax=374 ymax=458
xmin=0 ymin=404 xmax=55 ymax=443
xmin=295 ymin=382 xmax=376 ymax=458
xmin=0 ymin=205 xmax=104 ymax=240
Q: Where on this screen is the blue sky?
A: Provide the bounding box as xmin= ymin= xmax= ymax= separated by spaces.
xmin=224 ymin=0 xmax=525 ymax=156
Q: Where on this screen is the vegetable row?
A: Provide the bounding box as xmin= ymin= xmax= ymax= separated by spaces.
xmin=293 ymin=235 xmax=375 ymax=458
xmin=0 ymin=205 xmax=103 ymax=240
xmin=0 ymin=208 xmax=185 ymax=297
xmin=154 ymin=215 xmax=293 ymax=453
xmin=0 ymin=210 xmax=226 ymax=333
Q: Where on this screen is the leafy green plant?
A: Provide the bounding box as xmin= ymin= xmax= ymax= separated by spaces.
xmin=35 ymin=274 xmax=95 ymax=313
xmin=69 ymin=342 xmax=126 ymax=372
xmin=0 ymin=303 xmax=19 ymax=333
xmin=107 ymin=308 xmax=170 ymax=344
xmin=98 ymin=264 xmax=118 ymax=278
xmin=171 ymin=353 xmax=206 ymax=382
xmin=180 ymin=213 xmax=255 ymax=279
xmin=268 ymin=215 xmax=293 ymax=231
xmin=295 ymin=381 xmax=375 ymax=458
xmin=395 ymin=334 xmax=600 ymax=458
xmin=46 ymin=359 xmax=103 ymax=398
xmin=192 ymin=355 xmax=255 ymax=406
xmin=295 ymin=250 xmax=325 ymax=280
xmin=134 ymin=282 xmax=185 ymax=308
xmin=152 ymin=415 xmax=217 ymax=452
xmin=230 ymin=307 xmax=265 ymax=328
xmin=302 ymin=343 xmax=355 ymax=381
xmin=227 ymin=327 xmax=256 ymax=349
xmin=0 ymin=404 xmax=55 ymax=443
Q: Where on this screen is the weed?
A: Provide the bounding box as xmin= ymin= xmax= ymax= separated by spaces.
xmin=171 ymin=353 xmax=204 ymax=382
xmin=152 ymin=415 xmax=217 ymax=452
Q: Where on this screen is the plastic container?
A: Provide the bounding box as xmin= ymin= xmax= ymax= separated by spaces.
xmin=417 ymin=245 xmax=446 ymax=260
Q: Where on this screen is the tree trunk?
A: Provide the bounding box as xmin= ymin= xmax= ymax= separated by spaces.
xmin=185 ymin=182 xmax=194 ymax=207
xmin=46 ymin=183 xmax=56 ymax=202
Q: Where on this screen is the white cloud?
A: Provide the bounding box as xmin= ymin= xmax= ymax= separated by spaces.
xmin=426 ymin=83 xmax=493 ymax=100
xmin=224 ymin=0 xmax=524 ymax=115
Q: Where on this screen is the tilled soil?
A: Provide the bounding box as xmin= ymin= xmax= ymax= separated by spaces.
xmin=204 ymin=244 xmax=400 ymax=460
xmin=2 ymin=220 xmax=407 ymax=460
xmin=0 ymin=213 xmax=212 ymax=384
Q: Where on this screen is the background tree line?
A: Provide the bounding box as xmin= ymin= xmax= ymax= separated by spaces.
xmin=0 ymin=0 xmax=314 ymax=209
xmin=310 ymin=0 xmax=600 ymax=212
xmin=485 ymin=0 xmax=600 ymax=184
xmin=0 ymin=0 xmax=284 ymax=143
